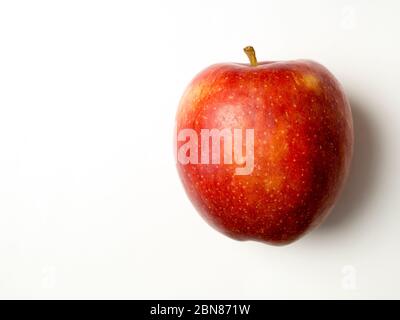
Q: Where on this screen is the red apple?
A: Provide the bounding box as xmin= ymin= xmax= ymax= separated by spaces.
xmin=175 ymin=47 xmax=353 ymax=245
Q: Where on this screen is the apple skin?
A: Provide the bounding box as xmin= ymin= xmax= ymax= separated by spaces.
xmin=175 ymin=56 xmax=353 ymax=245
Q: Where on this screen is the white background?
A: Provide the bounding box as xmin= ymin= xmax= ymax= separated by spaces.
xmin=0 ymin=0 xmax=399 ymax=299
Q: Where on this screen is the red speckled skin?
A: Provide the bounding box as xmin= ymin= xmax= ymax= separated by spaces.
xmin=175 ymin=60 xmax=353 ymax=245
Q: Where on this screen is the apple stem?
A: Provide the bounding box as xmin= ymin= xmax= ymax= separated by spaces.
xmin=243 ymin=46 xmax=258 ymax=66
